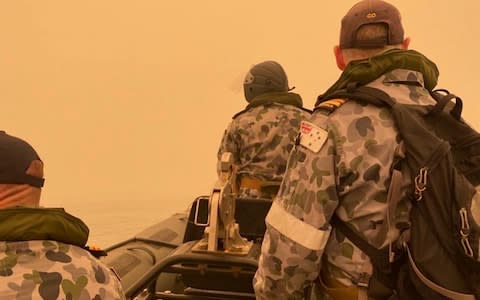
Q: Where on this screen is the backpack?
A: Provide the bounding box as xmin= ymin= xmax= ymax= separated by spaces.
xmin=317 ymin=84 xmax=480 ymax=300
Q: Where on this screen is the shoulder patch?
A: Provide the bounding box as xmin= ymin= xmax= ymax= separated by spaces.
xmin=299 ymin=121 xmax=328 ymax=153
xmin=315 ymin=98 xmax=347 ymax=115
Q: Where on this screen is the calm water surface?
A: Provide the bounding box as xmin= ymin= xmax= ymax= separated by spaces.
xmin=61 ymin=197 xmax=194 ymax=247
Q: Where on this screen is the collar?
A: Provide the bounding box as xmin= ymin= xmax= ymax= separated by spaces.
xmin=318 ymin=49 xmax=439 ymax=106
xmin=0 ymin=207 xmax=89 ymax=247
xmin=246 ymin=91 xmax=303 ymax=110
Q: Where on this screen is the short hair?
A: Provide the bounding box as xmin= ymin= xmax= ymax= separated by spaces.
xmin=342 ymin=23 xmax=403 ymax=64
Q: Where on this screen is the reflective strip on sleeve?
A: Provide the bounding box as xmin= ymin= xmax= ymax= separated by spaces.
xmin=266 ymin=201 xmax=331 ymax=251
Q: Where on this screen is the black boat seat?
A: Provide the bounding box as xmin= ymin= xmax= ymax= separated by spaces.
xmin=183 ymin=196 xmax=273 ymax=243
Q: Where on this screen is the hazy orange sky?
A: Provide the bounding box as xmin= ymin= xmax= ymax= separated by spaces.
xmin=0 ymin=1 xmax=478 ymax=241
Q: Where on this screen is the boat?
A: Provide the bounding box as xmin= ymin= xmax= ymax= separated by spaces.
xmin=101 ymin=153 xmax=273 ymax=300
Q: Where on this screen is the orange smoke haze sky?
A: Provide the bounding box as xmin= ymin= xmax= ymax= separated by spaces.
xmin=0 ymin=1 xmax=478 ymax=242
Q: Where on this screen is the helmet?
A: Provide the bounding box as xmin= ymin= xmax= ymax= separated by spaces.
xmin=243 ymin=61 xmax=289 ymax=102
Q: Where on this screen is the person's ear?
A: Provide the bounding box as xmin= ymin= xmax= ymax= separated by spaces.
xmin=334 ymin=46 xmax=346 ymax=70
xmin=401 ymin=37 xmax=411 ymax=49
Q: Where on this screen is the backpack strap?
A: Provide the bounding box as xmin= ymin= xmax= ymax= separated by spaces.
xmin=318 ymin=84 xmax=395 ymax=109
xmin=430 ymin=89 xmax=463 ymax=120
xmin=322 ymin=85 xmax=464 ymax=122
xmin=324 ymin=85 xmax=406 ymax=295
xmin=405 ymin=245 xmax=476 ymax=300
xmin=330 ymin=214 xmax=393 ymax=286
xmin=330 ymin=214 xmax=390 ymax=269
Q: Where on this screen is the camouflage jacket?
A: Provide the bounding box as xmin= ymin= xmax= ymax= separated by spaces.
xmin=217 ymin=92 xmax=311 ymax=198
xmin=253 ymin=69 xmax=439 ymax=299
xmin=0 ymin=207 xmax=125 ymax=300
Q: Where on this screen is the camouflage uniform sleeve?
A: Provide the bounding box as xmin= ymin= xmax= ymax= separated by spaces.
xmin=254 ymin=117 xmax=339 ymax=299
xmin=216 ymin=121 xmax=239 ymax=175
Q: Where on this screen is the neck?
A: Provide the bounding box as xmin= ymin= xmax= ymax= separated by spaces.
xmin=0 ymin=184 xmax=40 ymax=208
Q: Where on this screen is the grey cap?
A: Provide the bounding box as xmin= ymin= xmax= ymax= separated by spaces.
xmin=243 ymin=61 xmax=289 ymax=102
xmin=340 ymin=0 xmax=404 ymax=49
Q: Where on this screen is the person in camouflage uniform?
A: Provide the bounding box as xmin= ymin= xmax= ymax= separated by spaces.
xmin=217 ymin=60 xmax=311 ymax=199
xmin=253 ymin=1 xmax=456 ymax=299
xmin=0 ymin=131 xmax=125 ymax=300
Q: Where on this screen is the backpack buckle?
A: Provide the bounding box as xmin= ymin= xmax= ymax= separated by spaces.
xmin=414 ymin=167 xmax=428 ymax=201
xmin=357 ymin=272 xmax=370 ymax=288
xmin=459 ymin=208 xmax=474 ymax=257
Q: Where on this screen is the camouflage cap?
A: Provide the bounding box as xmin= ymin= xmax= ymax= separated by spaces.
xmin=0 ymin=131 xmax=44 ymax=187
xmin=340 ymin=0 xmax=404 ymax=49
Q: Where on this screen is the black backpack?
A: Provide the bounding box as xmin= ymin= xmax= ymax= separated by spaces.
xmin=317 ymin=84 xmax=480 ymax=300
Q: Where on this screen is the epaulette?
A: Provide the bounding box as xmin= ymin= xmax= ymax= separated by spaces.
xmin=84 ymin=245 xmax=108 ymax=258
xmin=314 ymin=98 xmax=347 ymax=115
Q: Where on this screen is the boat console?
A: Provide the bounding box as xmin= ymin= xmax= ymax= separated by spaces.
xmin=121 ymin=153 xmax=273 ymax=300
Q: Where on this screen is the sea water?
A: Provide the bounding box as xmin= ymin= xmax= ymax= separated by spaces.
xmin=62 ymin=197 xmax=193 ymax=248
